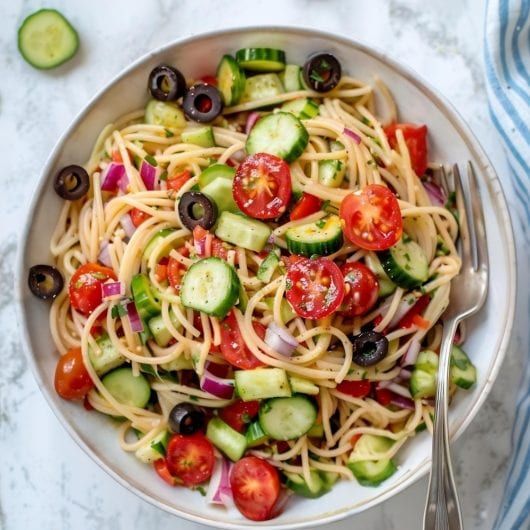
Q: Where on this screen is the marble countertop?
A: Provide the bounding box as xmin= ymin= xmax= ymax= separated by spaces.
xmin=0 ymin=0 xmax=524 ymax=529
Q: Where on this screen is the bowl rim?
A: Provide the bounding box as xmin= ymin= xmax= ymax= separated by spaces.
xmin=15 ymin=25 xmax=516 ymax=529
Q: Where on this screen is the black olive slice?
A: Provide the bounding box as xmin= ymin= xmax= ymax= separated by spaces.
xmin=303 ymin=52 xmax=342 ymax=93
xmin=168 ymin=403 xmax=205 ymax=435
xmin=148 ymin=65 xmax=187 ymax=101
xmin=178 ymin=191 xmax=218 ymax=231
xmin=54 ymin=165 xmax=90 ymax=200
xmin=28 ymin=265 xmax=64 ymax=300
xmin=351 ymin=330 xmax=388 ymax=367
xmin=182 ymin=84 xmax=223 ymax=123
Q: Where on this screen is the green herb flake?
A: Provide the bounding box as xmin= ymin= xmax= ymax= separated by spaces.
xmin=404 ymin=252 xmax=411 ymax=261
xmin=195 ymin=486 xmax=207 ymax=497
xmin=164 ymin=129 xmax=174 ymax=138
xmin=145 ymin=155 xmax=158 ymax=167
xmin=189 ymin=395 xmax=198 ymax=402
xmin=111 ymin=304 xmax=127 ymax=319
xmin=361 ymin=116 xmax=371 ymax=126
xmin=315 ymin=219 xmax=326 ymax=229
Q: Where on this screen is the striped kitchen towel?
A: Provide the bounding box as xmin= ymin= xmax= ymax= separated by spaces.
xmin=484 ymin=1 xmax=530 ymax=529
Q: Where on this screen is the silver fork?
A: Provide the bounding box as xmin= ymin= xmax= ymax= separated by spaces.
xmin=423 ymin=162 xmax=489 ymax=530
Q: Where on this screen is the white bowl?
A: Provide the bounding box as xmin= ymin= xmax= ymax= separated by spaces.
xmin=15 ymin=27 xmax=516 ymax=529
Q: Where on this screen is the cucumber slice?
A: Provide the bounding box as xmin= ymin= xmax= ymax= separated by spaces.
xmin=263 ymin=297 xmax=296 ymax=324
xmin=237 ymin=283 xmax=249 ymax=312
xmin=206 ymin=417 xmax=247 ymax=461
xmin=306 ymin=422 xmax=324 ymax=438
xmin=215 ymin=211 xmax=271 ymax=252
xmin=410 ymin=350 xmax=439 ymax=398
xmin=143 ymin=228 xmax=177 ymax=261
xmin=102 ymin=367 xmax=151 ymax=408
xmin=235 ymin=368 xmax=291 ymax=401
xmin=198 ymin=164 xmax=235 ymax=189
xmin=318 ymin=159 xmax=346 ymax=188
xmin=320 ymin=470 xmax=339 ymax=488
xmin=379 ymin=238 xmax=429 ymax=289
xmin=285 ymin=469 xmax=327 ymax=498
xmin=217 ymin=55 xmax=246 ymax=106
xmin=160 ymin=355 xmax=194 ymax=372
xmin=240 ymin=74 xmax=284 ymax=104
xmin=181 ymin=126 xmax=215 ymax=148
xmin=348 ymin=459 xmax=397 ymax=487
xmin=88 ymin=334 xmax=125 ymax=376
xmin=259 ymin=395 xmax=317 ymax=440
xmin=145 ymin=100 xmax=186 ymax=129
xmin=280 ymin=64 xmax=304 ymax=91
xmin=18 ymin=9 xmax=79 ymax=69
xmin=364 ymin=252 xmax=397 ymax=297
xmin=246 ymin=112 xmax=309 ymax=163
xmin=202 ymin=176 xmax=239 ymax=213
xmin=135 ymin=430 xmax=170 ymax=464
xmin=235 ymin=48 xmax=286 ymax=72
xmin=330 ymin=140 xmax=345 ymax=152
xmin=416 ymin=350 xmax=439 ymax=372
xmin=131 ymin=274 xmax=161 ymax=321
xmin=285 ymin=214 xmax=343 ymax=257
xmin=147 ymin=311 xmax=181 ymax=347
xmin=245 ymin=421 xmax=268 ymax=448
xmin=180 ymin=257 xmax=240 ymax=318
xmin=288 ymin=375 xmax=319 ymax=395
xmin=450 ymin=345 xmax=477 ymax=389
xmin=281 ymin=98 xmax=320 ymax=120
xmin=257 ymin=250 xmax=280 ymax=282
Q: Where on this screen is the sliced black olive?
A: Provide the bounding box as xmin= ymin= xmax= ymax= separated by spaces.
xmin=28 ymin=265 xmax=64 ymax=300
xmin=303 ymin=52 xmax=342 ymax=93
xmin=351 ymin=330 xmax=388 ymax=367
xmin=168 ymin=403 xmax=205 ymax=435
xmin=54 ymin=165 xmax=90 ymax=200
xmin=182 ymin=84 xmax=223 ymax=123
xmin=148 ymin=65 xmax=187 ymax=101
xmin=178 ymin=191 xmax=217 ymax=231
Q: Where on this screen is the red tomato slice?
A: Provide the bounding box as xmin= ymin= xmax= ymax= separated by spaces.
xmin=339 ymin=184 xmax=402 ymax=251
xmin=220 ymin=400 xmax=260 ymax=433
xmin=230 ymin=456 xmax=280 ymax=521
xmin=200 ymin=75 xmax=218 ymax=86
xmin=154 ymin=459 xmax=179 ymax=486
xmin=285 ymin=257 xmax=345 ymax=319
xmin=290 ymin=193 xmax=322 ymax=221
xmin=54 ymin=347 xmax=94 ymax=400
xmin=396 ymin=294 xmax=431 ymax=329
xmin=384 ymin=123 xmax=428 ymax=177
xmin=167 ymin=170 xmax=192 ymax=192
xmin=167 ymin=257 xmax=185 ymax=291
xmin=219 ymin=312 xmax=265 ymax=370
xmin=340 ymin=262 xmax=379 ymax=317
xmin=69 ymin=263 xmax=117 ymax=315
xmin=375 ymin=387 xmax=393 ymax=406
xmin=166 ymin=433 xmax=215 ymax=486
xmin=130 ymin=207 xmax=150 ymax=227
xmin=336 ymin=379 xmax=371 ymax=398
xmin=233 ymin=153 xmax=292 ymax=219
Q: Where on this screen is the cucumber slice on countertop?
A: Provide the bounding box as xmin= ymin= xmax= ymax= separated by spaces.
xmin=286 ymin=214 xmax=343 ymax=257
xmin=217 ymin=54 xmax=246 ymax=106
xmin=215 ymin=211 xmax=271 ymax=253
xmin=280 ymin=64 xmax=304 ymax=91
xmin=281 ymin=98 xmax=320 ymax=120
xmin=240 ymin=73 xmax=284 ymax=104
xmin=206 ymin=417 xmax=247 ymax=462
xmin=379 ymin=238 xmax=429 ymax=289
xmin=88 ymin=334 xmax=125 ymax=376
xmin=145 ymin=100 xmax=186 ymax=130
xmin=235 ymin=47 xmax=286 ymax=72
xmin=235 ymin=368 xmax=291 ymax=401
xmin=246 ymin=112 xmax=309 ymax=163
xmin=131 ymin=273 xmax=161 ymax=321
xmin=102 ymin=367 xmax=151 ymax=408
xmin=181 ymin=126 xmax=215 ymax=148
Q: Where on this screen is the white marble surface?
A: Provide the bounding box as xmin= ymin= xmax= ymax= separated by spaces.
xmin=0 ymin=0 xmax=525 ymax=529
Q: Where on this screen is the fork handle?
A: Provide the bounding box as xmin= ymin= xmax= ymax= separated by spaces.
xmin=423 ymin=318 xmax=464 ymax=530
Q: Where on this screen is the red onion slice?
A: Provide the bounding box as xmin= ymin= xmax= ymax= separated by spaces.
xmin=245 ymin=112 xmax=261 ymax=135
xmin=401 ymin=339 xmax=421 ymax=366
xmin=101 ymin=281 xmax=124 ymax=299
xmin=101 ymin=163 xmax=126 ymax=192
xmin=98 ymin=240 xmax=112 ymax=267
xmin=140 ymin=159 xmax=159 ymax=190
xmin=206 ymin=458 xmax=232 ymax=506
xmin=126 ymin=302 xmax=144 ymax=332
xmin=390 ymin=394 xmax=416 ymax=410
xmin=265 ymin=322 xmax=298 ymax=357
xmin=119 ymin=213 xmax=136 ymax=239
xmin=423 ymin=181 xmax=446 ymax=207
xmin=200 ymin=368 xmax=234 ymax=400
xmin=343 ymin=127 xmax=361 ymax=144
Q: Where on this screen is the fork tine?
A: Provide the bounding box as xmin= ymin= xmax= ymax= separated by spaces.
xmin=439 ymin=165 xmax=450 ymax=197
xmin=452 ymin=164 xmax=473 ymax=269
xmin=467 ymin=161 xmax=489 ymax=272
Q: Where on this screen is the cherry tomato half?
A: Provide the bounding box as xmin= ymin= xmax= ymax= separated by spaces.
xmin=154 ymin=458 xmax=179 ymax=486
xmin=230 ymin=456 xmax=281 ymax=521
xmin=167 ymin=170 xmax=192 ymax=192
xmin=336 ymin=379 xmax=371 ymax=398
xmin=220 ymin=400 xmax=260 ymax=433
xmin=166 ymin=433 xmax=215 ymax=487
xmin=69 ymin=263 xmax=117 ymax=315
xmin=339 ymin=184 xmax=402 ymax=251
xmin=233 ymin=153 xmax=292 ymax=219
xmin=384 ymin=123 xmax=428 ymax=177
xmin=285 ymin=257 xmax=345 ymax=319
xmin=340 ymin=262 xmax=379 ymax=317
xmin=290 ymin=193 xmax=322 ymax=221
xmin=130 ymin=207 xmax=151 ymax=227
xmin=54 ymin=347 xmax=94 ymax=400
xmin=220 ymin=311 xmax=265 ymax=370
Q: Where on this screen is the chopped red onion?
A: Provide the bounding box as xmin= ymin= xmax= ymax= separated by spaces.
xmin=385 ymin=382 xmax=412 ymax=399
xmin=388 ymin=294 xmax=418 ymax=329
xmin=126 ymin=302 xmax=144 ymax=333
xmin=101 ymin=281 xmax=124 ymax=299
xmin=343 ymin=127 xmax=361 ymax=144
xmin=118 ymin=172 xmax=129 ymax=192
xmin=120 ymin=213 xmax=136 ymax=239
xmin=245 ymin=112 xmax=261 ymax=135
xmin=101 ymin=163 xmax=126 ymax=192
xmin=390 ymin=394 xmax=416 ymax=410
xmin=401 ymin=339 xmax=421 ymax=366
xmin=423 ymin=181 xmax=446 ymax=207
xmin=98 ymin=240 xmax=112 ymax=267
xmin=399 ymin=368 xmax=412 ymax=380
xmin=140 ymin=159 xmax=159 ymax=190
xmin=265 ymin=322 xmax=298 ymax=357
xmin=206 ymin=458 xmax=232 ymax=506
xmin=200 ymin=367 xmax=234 ymax=400
xmin=204 ymin=233 xmax=213 ymax=258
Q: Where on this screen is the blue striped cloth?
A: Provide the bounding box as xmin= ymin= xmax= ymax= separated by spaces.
xmin=485 ymin=1 xmax=530 ymax=529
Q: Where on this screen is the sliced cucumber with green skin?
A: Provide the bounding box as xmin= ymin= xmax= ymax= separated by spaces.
xmin=280 ymin=64 xmax=304 ymax=91
xmin=245 ymin=421 xmax=269 ymax=447
xmin=286 ymin=214 xmax=343 ymax=257
xmin=131 ymin=274 xmax=161 ymax=321
xmin=236 ymin=48 xmax=286 ymax=72
xmin=181 ymin=126 xmax=215 ymax=148
xmin=143 ymin=228 xmax=177 ymax=261
xmin=135 ymin=430 xmax=170 ymax=464
xmin=259 ymin=395 xmax=317 ymax=440
xmin=88 ymin=334 xmax=125 ymax=375
xmin=257 ymin=250 xmax=280 ymax=282
xmin=364 ymin=252 xmax=397 ymax=297
xmin=246 ymin=112 xmax=309 ymax=163
xmin=145 ymin=100 xmax=186 ymax=129
xmin=240 ymin=74 xmax=284 ymax=104
xmin=206 ymin=417 xmax=247 ymax=461
xmin=318 ymin=159 xmax=346 ymax=188
xmin=281 ymin=98 xmax=320 ymax=120
xmin=285 ymin=470 xmax=328 ymax=498
xmin=180 ymin=257 xmax=240 ymax=318
xmin=161 ymin=355 xmax=194 ymax=372
xmin=217 ymin=55 xmax=246 ymax=106
xmin=202 ymin=176 xmax=239 ymax=213
xmin=198 ymin=164 xmax=235 ymax=189
xmin=288 ymin=375 xmax=319 ymax=395
xmin=379 ymin=238 xmax=429 ymax=289
xmin=18 ymin=9 xmax=79 ymax=70
xmin=306 ymin=422 xmax=324 ymax=438
xmin=215 ymin=211 xmax=271 ymax=252
xmin=235 ymin=368 xmax=291 ymax=401
xmin=320 ymin=471 xmax=339 ymax=488
xmin=237 ymin=282 xmax=249 ymax=312
xmin=263 ymin=297 xmax=296 ymax=324
xmin=450 ymin=345 xmax=477 ymax=389
xmin=410 ymin=350 xmax=438 ymax=398
xmin=330 ymin=140 xmax=345 ymax=152
xmin=102 ymin=367 xmax=151 ymax=408
xmin=147 ymin=311 xmax=181 ymax=347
